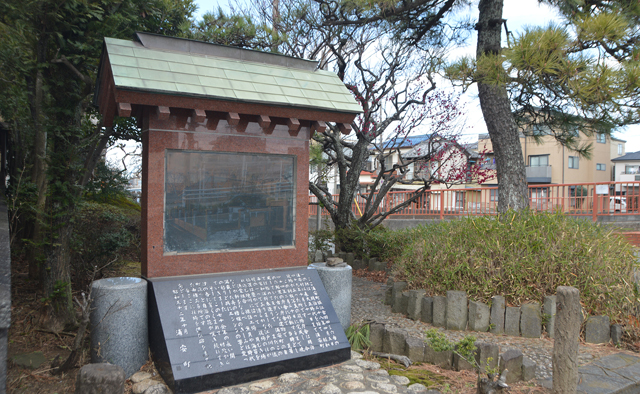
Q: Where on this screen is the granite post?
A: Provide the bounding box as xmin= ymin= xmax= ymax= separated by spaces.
xmin=520 ymin=303 xmax=541 ymax=338
xmin=432 ymin=296 xmax=447 ymax=328
xmin=489 ymin=296 xmax=505 ymax=335
xmin=90 ymin=277 xmax=148 ymax=377
xmin=543 ymin=296 xmax=557 ymax=338
xmin=553 ymin=286 xmax=580 ymax=394
xmin=309 ymin=263 xmax=352 ymax=331
xmin=407 ymin=290 xmax=426 ymax=321
xmin=446 ymin=291 xmax=467 ymax=331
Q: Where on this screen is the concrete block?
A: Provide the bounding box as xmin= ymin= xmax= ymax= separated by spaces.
xmin=345 ymin=252 xmax=355 ymax=266
xmin=310 ymin=262 xmax=352 ymax=331
xmin=446 ymin=291 xmax=467 ymax=331
xmin=543 ymin=296 xmax=556 ymax=338
xmin=424 ymin=344 xmax=453 ymax=370
xmin=383 ymin=326 xmax=407 ymax=355
xmin=505 ymin=307 xmax=521 ymax=337
xmin=499 ymin=349 xmax=523 ymax=383
xmin=405 ymin=336 xmax=425 ymax=363
xmin=520 ymin=303 xmax=541 ymax=338
xmin=420 ymin=297 xmax=433 ymax=324
xmin=522 ymin=357 xmax=536 ymax=382
xmin=475 ymin=342 xmax=499 ymax=374
xmin=391 ymin=282 xmax=407 ymax=313
xmin=432 ymin=296 xmax=447 ymax=328
xmin=490 ymin=296 xmax=505 ymax=335
xmin=352 ymin=259 xmax=364 ymax=270
xmin=368 ymin=257 xmax=378 ymax=271
xmin=611 ymin=324 xmax=623 ymax=345
xmin=585 ymin=315 xmax=611 ymax=344
xmin=369 ymin=323 xmax=385 ymax=352
xmin=75 ymin=363 xmax=126 ymax=394
xmin=453 ymin=351 xmax=475 ymax=371
xmin=407 ymin=290 xmax=426 ymax=321
xmin=385 ymin=286 xmax=393 ymax=305
xmin=468 ymin=301 xmax=490 ymax=332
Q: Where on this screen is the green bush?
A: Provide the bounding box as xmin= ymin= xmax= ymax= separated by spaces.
xmin=70 ymin=201 xmax=140 ymax=286
xmin=335 ymin=224 xmax=415 ymax=261
xmin=393 ymin=211 xmax=638 ymax=321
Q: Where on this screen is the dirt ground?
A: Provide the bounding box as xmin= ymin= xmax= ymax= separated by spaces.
xmin=6 ymin=262 xmax=638 ymax=394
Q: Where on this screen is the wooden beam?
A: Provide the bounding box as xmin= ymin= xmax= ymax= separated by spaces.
xmin=287 ymin=118 xmax=301 ymax=136
xmin=157 ymin=106 xmax=170 ymax=120
xmin=226 ymin=112 xmax=240 ymax=126
xmin=117 ymin=102 xmax=132 ymax=118
xmin=192 ymin=109 xmax=206 ymax=123
xmin=310 ymin=120 xmax=326 ymax=134
xmin=338 ymin=123 xmax=352 ymax=135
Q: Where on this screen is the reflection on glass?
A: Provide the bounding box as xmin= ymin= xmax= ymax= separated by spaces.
xmin=164 ymin=150 xmax=295 ymax=253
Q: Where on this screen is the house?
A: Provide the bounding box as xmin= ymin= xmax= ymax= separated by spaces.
xmin=611 ymin=151 xmax=640 ymax=199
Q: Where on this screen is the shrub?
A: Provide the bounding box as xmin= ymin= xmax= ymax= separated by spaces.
xmin=393 ymin=211 xmax=638 ymax=321
xmin=335 ymin=224 xmax=415 ymax=261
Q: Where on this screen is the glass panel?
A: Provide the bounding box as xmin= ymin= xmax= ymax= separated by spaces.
xmin=164 ymin=150 xmax=296 ymax=253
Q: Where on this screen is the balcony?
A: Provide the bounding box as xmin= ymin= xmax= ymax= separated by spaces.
xmin=526 ymin=165 xmax=552 ymax=183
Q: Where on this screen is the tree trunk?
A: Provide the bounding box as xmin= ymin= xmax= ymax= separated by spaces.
xmin=476 ymin=0 xmax=529 ymax=213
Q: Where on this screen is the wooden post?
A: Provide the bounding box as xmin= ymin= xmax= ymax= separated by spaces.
xmin=553 ymin=286 xmax=580 ymax=394
xmin=440 ymin=191 xmax=444 ymax=220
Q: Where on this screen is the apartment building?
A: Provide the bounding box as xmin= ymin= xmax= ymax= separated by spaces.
xmin=477 ymin=132 xmax=626 ymax=185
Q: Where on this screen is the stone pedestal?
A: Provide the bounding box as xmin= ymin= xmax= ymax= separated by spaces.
xmin=309 ymin=263 xmax=352 ymax=331
xmin=90 ymin=277 xmax=148 ymax=377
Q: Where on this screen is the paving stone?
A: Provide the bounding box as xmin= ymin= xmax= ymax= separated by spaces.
xmin=342 ymin=381 xmax=365 ymax=390
xmin=489 ymin=296 xmax=505 ymax=335
xmin=405 ymin=336 xmax=425 ymax=363
xmin=342 ymin=373 xmax=364 ymax=381
xmin=366 ymin=374 xmax=391 ymax=383
xmin=407 ymin=383 xmax=428 ymax=392
xmin=320 ymin=383 xmax=342 ymax=394
xmin=407 ymin=290 xmax=426 ymax=320
xmin=130 ymin=372 xmax=152 ymax=384
xmin=505 ymin=307 xmax=521 ymax=337
xmin=11 ymin=351 xmax=47 ymax=369
xmin=355 ymin=359 xmax=380 ymax=370
xmin=446 ymin=291 xmax=467 ymax=331
xmin=143 ymin=385 xmax=170 ymax=394
xmin=468 ymin=301 xmax=490 ymax=332
xmin=249 ymin=380 xmax=275 ymax=391
xmin=391 ymin=375 xmax=410 ymax=385
xmin=301 ymin=379 xmax=322 ymax=390
xmin=340 ymin=365 xmax=363 ymax=373
xmin=522 ymin=357 xmax=536 ymax=382
xmin=372 ymin=369 xmax=389 ymax=376
xmin=371 ymin=382 xmax=397 ymax=393
xmin=520 ymin=303 xmax=541 ymax=338
xmin=219 ymin=387 xmax=251 ymax=394
xmin=76 ymin=363 xmax=126 ymax=394
xmin=611 ymin=324 xmax=623 ymax=345
xmin=420 ymin=297 xmax=433 ymax=324
xmin=369 ymin=323 xmax=385 ymax=352
xmin=424 ymin=343 xmax=453 ymax=370
xmin=543 ymin=295 xmax=556 ymax=338
xmin=475 ymin=342 xmax=499 ymax=374
xmin=383 ymin=326 xmax=407 ymax=355
xmin=350 ymin=351 xmax=362 ymax=360
xmin=133 ymin=379 xmax=158 ymax=394
xmin=499 ymin=349 xmax=524 ymax=384
xmin=585 ymin=315 xmax=611 ymax=344
xmin=278 ymin=373 xmax=302 ymax=385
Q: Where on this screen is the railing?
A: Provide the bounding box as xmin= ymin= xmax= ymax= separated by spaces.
xmin=309 ymin=181 xmax=640 ymax=221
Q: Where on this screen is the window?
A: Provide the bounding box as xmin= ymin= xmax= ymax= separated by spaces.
xmin=597 ymin=133 xmax=606 ymax=143
xmin=626 ymin=165 xmax=640 ymax=174
xmin=529 ymin=155 xmax=549 ymax=167
xmin=568 ymin=156 xmax=579 ymax=169
xmin=490 ymin=189 xmax=499 ymax=202
xmin=596 ymin=163 xmax=606 ymax=171
xmin=618 ymin=144 xmax=623 ymax=155
xmin=532 ymin=124 xmax=551 ymax=136
xmin=164 ymin=150 xmax=295 ymax=253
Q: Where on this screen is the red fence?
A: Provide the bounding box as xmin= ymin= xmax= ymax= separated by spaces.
xmin=309 ymin=181 xmax=640 ymax=221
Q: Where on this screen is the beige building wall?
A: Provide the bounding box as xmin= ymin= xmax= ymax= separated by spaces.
xmin=478 ymin=132 xmax=625 ymax=185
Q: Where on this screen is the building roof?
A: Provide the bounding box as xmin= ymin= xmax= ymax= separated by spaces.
xmin=101 ymin=33 xmax=362 ymax=115
xmin=612 ymin=151 xmax=640 ymax=161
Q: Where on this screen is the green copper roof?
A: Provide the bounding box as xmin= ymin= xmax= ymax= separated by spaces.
xmin=104 ymin=35 xmax=362 ymax=114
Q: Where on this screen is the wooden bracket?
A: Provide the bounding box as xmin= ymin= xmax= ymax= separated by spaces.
xmin=311 ymin=120 xmax=327 ymax=134
xmin=117 ymin=103 xmax=132 ymax=118
xmin=287 ymin=118 xmax=301 ymax=136
xmin=258 ymin=115 xmax=276 ymax=134
xmin=192 ymin=109 xmax=206 ymax=123
xmin=157 ymin=106 xmax=170 ymax=121
xmin=338 ymin=123 xmax=352 ymax=135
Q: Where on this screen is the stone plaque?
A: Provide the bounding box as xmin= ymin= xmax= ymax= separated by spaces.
xmin=148 ymin=267 xmax=351 ymax=393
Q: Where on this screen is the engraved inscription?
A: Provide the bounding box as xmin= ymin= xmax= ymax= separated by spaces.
xmin=165 ymin=271 xmax=342 ymax=374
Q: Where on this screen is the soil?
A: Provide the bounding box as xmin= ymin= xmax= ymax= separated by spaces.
xmin=5 ymin=261 xmax=636 ymax=394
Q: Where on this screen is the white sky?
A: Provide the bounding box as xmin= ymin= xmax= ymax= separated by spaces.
xmin=191 ymin=0 xmax=639 ymax=152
